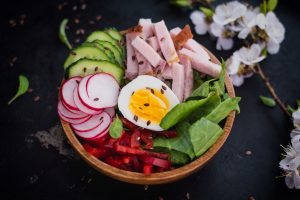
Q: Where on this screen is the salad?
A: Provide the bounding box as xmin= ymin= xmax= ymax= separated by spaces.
xmin=58 ymin=19 xmax=240 ymax=175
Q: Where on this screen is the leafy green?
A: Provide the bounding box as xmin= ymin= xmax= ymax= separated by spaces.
xmin=260 ymin=0 xmax=267 ymax=14
xmin=193 ymin=70 xmax=204 ymax=90
xmin=187 ymin=93 xmax=221 ymax=123
xmin=153 ymin=122 xmax=195 ymax=159
xmin=199 ymin=6 xmax=214 ymax=18
xmin=188 ymin=79 xmax=215 ymax=99
xmin=109 ymin=116 xmax=123 ymax=139
xmin=259 ymin=95 xmax=276 ymax=107
xmin=59 ymin=19 xmax=72 ymax=49
xmin=160 ymin=92 xmax=215 ymax=130
xmin=206 ymin=97 xmax=241 ymax=123
xmin=189 ymin=117 xmax=223 ymax=157
xmin=169 ymin=150 xmax=190 ymax=165
xmin=169 ymin=0 xmax=193 ymax=8
xmin=217 ymin=59 xmax=226 ymax=94
xmin=8 ymin=75 xmax=29 ymax=105
xmin=287 ymin=105 xmax=296 ymax=114
xmin=267 ymin=0 xmax=278 ymax=11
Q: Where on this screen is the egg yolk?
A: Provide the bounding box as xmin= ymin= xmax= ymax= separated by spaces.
xmin=129 ymin=88 xmax=170 ymax=124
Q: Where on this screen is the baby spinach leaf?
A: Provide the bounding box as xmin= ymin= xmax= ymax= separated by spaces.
xmin=8 ymin=75 xmax=29 ymax=105
xmin=193 ymin=70 xmax=204 ymax=90
xmin=259 ymin=95 xmax=276 ymax=107
xmin=109 ymin=116 xmax=123 ymax=139
xmin=189 ymin=117 xmax=223 ymax=157
xmin=169 ymin=150 xmax=190 ymax=165
xmin=153 ymin=122 xmax=195 ymax=159
xmin=59 ymin=18 xmax=72 ymax=49
xmin=160 ymin=92 xmax=215 ymax=130
xmin=217 ymin=59 xmax=226 ymax=94
xmin=188 ymin=79 xmax=215 ymax=100
xmin=206 ymin=97 xmax=241 ymax=123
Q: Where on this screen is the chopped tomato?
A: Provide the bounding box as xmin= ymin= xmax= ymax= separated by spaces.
xmin=82 ymin=143 xmax=109 ymax=159
xmin=143 ymin=164 xmax=153 ymax=175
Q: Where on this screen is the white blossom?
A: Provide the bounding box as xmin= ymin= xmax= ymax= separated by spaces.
xmin=265 ymin=11 xmax=285 ymax=54
xmin=292 ymin=108 xmax=300 ymax=130
xmin=210 ymin=22 xmax=234 ymax=50
xmin=213 ymin=1 xmax=247 ymax=25
xmin=190 ymin=11 xmax=209 ymax=35
xmin=234 ymin=44 xmax=266 ymax=65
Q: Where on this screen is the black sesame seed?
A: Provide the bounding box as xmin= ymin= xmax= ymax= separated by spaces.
xmin=99 ymin=117 xmax=103 ymax=121
xmin=131 ymin=91 xmax=135 ymax=96
xmin=83 ymin=67 xmax=87 ymax=72
xmin=132 ymin=56 xmax=136 ymax=61
xmin=160 ymin=89 xmax=164 ymax=94
xmin=150 ymin=89 xmax=155 ymax=94
xmin=144 ymin=103 xmax=150 ymax=107
xmin=157 ymin=69 xmax=161 ymax=74
xmin=162 ymin=85 xmax=167 ymax=90
xmin=94 ymin=98 xmax=99 ymax=101
xmin=138 ymin=61 xmax=144 ymax=65
xmin=160 ymin=37 xmax=165 ymax=42
xmin=76 ymin=80 xmax=80 ymax=84
xmin=139 ymin=107 xmax=143 ymax=110
xmin=134 ymin=115 xmax=138 ymax=122
xmin=146 ymin=121 xmax=151 ymax=126
xmin=70 ymin=51 xmax=77 ymax=56
xmin=95 ymin=67 xmax=98 ymax=72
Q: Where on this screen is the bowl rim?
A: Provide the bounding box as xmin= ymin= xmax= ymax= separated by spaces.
xmin=60 ymin=49 xmax=236 ymax=185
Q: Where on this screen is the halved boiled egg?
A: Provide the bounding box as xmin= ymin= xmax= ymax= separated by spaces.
xmin=118 ymin=75 xmax=180 ymax=131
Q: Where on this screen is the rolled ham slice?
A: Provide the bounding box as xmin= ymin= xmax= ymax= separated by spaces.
xmin=170 ymin=27 xmax=210 ymax=61
xmin=154 ymin=20 xmax=179 ymax=64
xmin=125 ymin=33 xmax=139 ymax=80
xmin=147 ymin=36 xmax=160 ymax=52
xmin=172 ymin=63 xmax=185 ymax=102
xmin=131 ymin=36 xmax=166 ymax=69
xmin=138 ymin=18 xmax=154 ymax=39
xmin=179 ymin=48 xmax=221 ymax=78
xmin=161 ymin=64 xmax=173 ymax=79
xmin=135 ymin=50 xmax=153 ymax=75
xmin=180 ymin=55 xmax=193 ymax=100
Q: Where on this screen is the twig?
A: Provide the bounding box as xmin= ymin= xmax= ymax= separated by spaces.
xmin=255 ymin=64 xmax=291 ymax=118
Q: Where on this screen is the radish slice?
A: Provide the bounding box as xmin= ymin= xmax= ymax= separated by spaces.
xmin=57 ymin=101 xmax=89 ymax=119
xmin=73 ymin=86 xmax=104 ymax=115
xmin=58 ymin=110 xmax=91 ymax=124
xmin=85 ymin=128 xmax=109 ymax=141
xmin=71 ymin=113 xmax=106 ymax=132
xmin=79 ymin=73 xmax=120 ymax=110
xmin=74 ymin=112 xmax=112 ymax=139
xmin=61 ymin=77 xmax=82 ymax=111
xmin=61 ymin=99 xmax=84 ymax=115
xmin=104 ymin=107 xmax=115 ymax=118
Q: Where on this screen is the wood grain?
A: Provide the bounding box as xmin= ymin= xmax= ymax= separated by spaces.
xmin=61 ymin=49 xmax=236 ymax=185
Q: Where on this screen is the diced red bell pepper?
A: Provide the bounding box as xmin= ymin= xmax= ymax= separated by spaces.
xmin=140 ymin=155 xmax=171 ymax=169
xmin=119 ymin=116 xmax=139 ymax=130
xmin=131 ymin=129 xmax=141 ymax=148
xmin=143 ymin=164 xmax=153 ymax=175
xmin=104 ymin=138 xmax=117 ymax=149
xmin=156 ymin=130 xmax=177 ymax=138
xmin=119 ymin=131 xmax=131 ymax=146
xmin=82 ymin=143 xmax=109 ymax=159
xmin=140 ymin=130 xmax=153 ymax=149
xmin=115 ymin=144 xmax=169 ymax=159
xmin=122 ymin=155 xmax=131 ymax=165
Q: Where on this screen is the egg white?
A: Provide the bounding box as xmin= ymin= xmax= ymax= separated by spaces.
xmin=118 ymin=75 xmax=179 ymax=131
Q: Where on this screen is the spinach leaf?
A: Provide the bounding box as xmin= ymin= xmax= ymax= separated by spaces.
xmin=206 ymin=97 xmax=241 ymax=123
xmin=217 ymin=59 xmax=226 ymax=94
xmin=189 ymin=117 xmax=223 ymax=157
xmin=160 ymin=92 xmax=215 ymax=130
xmin=188 ymin=79 xmax=215 ymax=100
xmin=59 ymin=19 xmax=72 ymax=49
xmin=193 ymin=70 xmax=204 ymax=90
xmin=153 ymin=122 xmax=195 ymax=159
xmin=169 ymin=150 xmax=190 ymax=165
xmin=259 ymin=95 xmax=276 ymax=107
xmin=109 ymin=116 xmax=123 ymax=139
xmin=8 ymin=75 xmax=29 ymax=105
xmin=187 ymin=93 xmax=221 ymax=123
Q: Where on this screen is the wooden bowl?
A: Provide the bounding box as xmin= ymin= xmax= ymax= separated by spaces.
xmin=61 ymin=49 xmax=236 ymax=185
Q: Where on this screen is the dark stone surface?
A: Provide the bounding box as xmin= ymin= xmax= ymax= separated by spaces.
xmin=0 ymin=0 xmax=300 ymax=199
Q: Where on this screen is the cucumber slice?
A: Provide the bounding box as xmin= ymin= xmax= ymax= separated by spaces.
xmin=93 ymin=40 xmax=123 ymax=67
xmin=66 ymin=58 xmax=124 ymax=83
xmin=105 ymin=28 xmax=123 ymax=42
xmin=86 ymin=31 xmax=122 ymax=53
xmin=89 ymin=42 xmax=116 ymax=63
xmin=63 ymin=45 xmax=110 ymax=70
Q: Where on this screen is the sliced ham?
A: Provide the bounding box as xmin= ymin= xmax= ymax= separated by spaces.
xmin=135 ymin=50 xmax=153 ymax=75
xmin=171 ymin=63 xmax=185 ymax=102
xmin=161 ymin=64 xmax=173 ymax=80
xmin=180 ymin=55 xmax=193 ymax=100
xmin=179 ymin=48 xmax=221 ymax=78
xmin=172 ymin=25 xmax=193 ymax=50
xmin=153 ymin=20 xmax=179 ymax=64
xmin=170 ymin=27 xmax=210 ymax=60
xmin=131 ymin=36 xmax=166 ymax=69
xmin=138 ymin=18 xmax=154 ymax=39
xmin=125 ymin=33 xmax=139 ymax=80
xmin=147 ymin=36 xmax=160 ymax=52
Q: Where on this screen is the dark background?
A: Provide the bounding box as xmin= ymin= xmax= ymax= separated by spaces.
xmin=1 ymin=0 xmax=300 ymax=199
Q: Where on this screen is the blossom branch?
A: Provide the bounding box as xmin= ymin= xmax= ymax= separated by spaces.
xmin=255 ymin=64 xmax=291 ymax=118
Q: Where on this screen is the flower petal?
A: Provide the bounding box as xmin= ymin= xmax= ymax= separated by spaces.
xmin=291 ymin=134 xmax=300 ymax=152
xmin=294 ymin=171 xmax=300 ymax=189
xmin=190 ymin=11 xmax=206 ymax=25
xmin=267 ymin=39 xmax=280 ymax=54
xmin=291 ymin=129 xmax=300 ymax=139
xmin=285 ymin=174 xmax=295 ymax=189
xmin=210 ymin=22 xmax=223 ymax=37
xmin=238 ymin=28 xmax=251 ymax=39
xmin=226 ymin=55 xmax=240 ymax=75
xmin=194 ymin=23 xmax=209 ymax=35
xmin=256 ymin=13 xmax=266 ymax=29
xmin=266 ymin=11 xmax=285 ymax=44
xmin=280 ymin=157 xmax=294 ymax=171
xmin=293 ymin=108 xmax=300 ymax=127
xmin=230 ymin=74 xmax=244 ymax=87
xmin=217 ymin=37 xmax=234 ymax=50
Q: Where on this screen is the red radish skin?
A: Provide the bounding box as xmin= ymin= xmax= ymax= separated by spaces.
xmin=104 ymin=107 xmax=115 ymax=118
xmin=61 ymin=98 xmax=83 ymax=115
xmin=71 ymin=113 xmax=107 ymax=132
xmin=57 ymin=101 xmax=89 ymax=119
xmin=61 ymin=77 xmax=82 ymax=111
xmin=74 ymin=112 xmax=112 ymax=139
xmin=73 ymin=86 xmax=104 ymax=115
xmin=78 ymin=73 xmax=120 ymax=110
xmin=58 ymin=110 xmax=91 ymax=124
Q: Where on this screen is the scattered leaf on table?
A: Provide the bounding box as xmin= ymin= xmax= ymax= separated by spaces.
xmin=59 ymin=18 xmax=72 ymax=49
xmin=109 ymin=116 xmax=123 ymax=139
xmin=8 ymin=75 xmax=29 ymax=105
xmin=259 ymin=95 xmax=276 ymax=107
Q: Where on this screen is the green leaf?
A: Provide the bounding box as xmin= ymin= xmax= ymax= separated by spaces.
xmin=169 ymin=0 xmax=193 ymax=8
xmin=206 ymin=97 xmax=241 ymax=123
xmin=109 ymin=115 xmax=123 ymax=139
xmin=169 ymin=150 xmax=190 ymax=165
xmin=160 ymin=92 xmax=215 ymax=130
xmin=217 ymin=59 xmax=226 ymax=94
xmin=187 ymin=93 xmax=221 ymax=123
xmin=189 ymin=117 xmax=223 ymax=157
xmin=287 ymin=105 xmax=296 ymax=115
xmin=188 ymin=79 xmax=216 ymax=100
xmin=59 ymin=19 xmax=72 ymax=49
xmin=8 ymin=75 xmax=29 ymax=105
xmin=193 ymin=70 xmax=204 ymax=90
xmin=259 ymin=95 xmax=276 ymax=107
xmin=260 ymin=0 xmax=267 ymax=14
xmin=261 ymin=47 xmax=268 ymax=56
xmin=267 ymin=0 xmax=278 ymax=11
xmin=153 ymin=122 xmax=195 ymax=159
xmin=199 ymin=6 xmax=214 ymax=18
